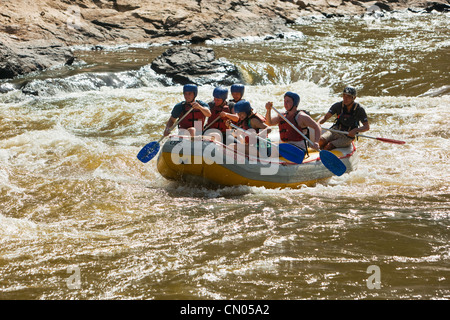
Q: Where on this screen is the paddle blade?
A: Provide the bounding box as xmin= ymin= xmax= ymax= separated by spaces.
xmin=137 ymin=141 xmax=160 ymax=163
xmin=278 ymin=143 xmax=305 ymax=164
xmin=320 ymin=150 xmax=347 ymax=176
xmin=376 ymin=137 xmax=405 ymax=144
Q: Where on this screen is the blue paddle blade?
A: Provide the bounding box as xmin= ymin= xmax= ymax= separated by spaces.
xmin=137 ymin=141 xmax=160 ymax=163
xmin=278 ymin=143 xmax=305 ymax=164
xmin=320 ymin=150 xmax=347 ymax=176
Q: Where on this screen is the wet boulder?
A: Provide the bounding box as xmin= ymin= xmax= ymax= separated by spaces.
xmin=0 ymin=40 xmax=74 ymax=79
xmin=150 ymin=46 xmax=244 ymax=86
xmin=425 ymin=2 xmax=450 ymax=12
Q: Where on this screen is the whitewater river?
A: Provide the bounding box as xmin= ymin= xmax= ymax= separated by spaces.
xmin=0 ymin=12 xmax=449 ymax=300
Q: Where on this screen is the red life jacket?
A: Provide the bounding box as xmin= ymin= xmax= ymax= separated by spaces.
xmin=205 ymin=102 xmax=231 ymax=132
xmin=278 ymin=110 xmax=307 ymax=142
xmin=178 ymin=101 xmax=207 ymax=129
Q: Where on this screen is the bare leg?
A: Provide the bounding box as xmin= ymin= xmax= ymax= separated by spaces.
xmin=319 ymin=137 xmax=328 ymax=150
xmin=323 ymin=142 xmax=336 ymax=151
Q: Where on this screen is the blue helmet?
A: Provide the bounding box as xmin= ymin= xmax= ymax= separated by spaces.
xmin=284 ymin=91 xmax=300 ymax=108
xmin=183 ymin=84 xmax=198 ymax=97
xmin=231 ymin=84 xmax=245 ymax=95
xmin=234 ymin=100 xmax=252 ymax=115
xmin=213 ymin=86 xmax=228 ymax=101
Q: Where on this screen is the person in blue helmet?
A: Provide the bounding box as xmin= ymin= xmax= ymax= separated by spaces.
xmin=164 ymin=84 xmax=211 ymax=137
xmin=214 ymin=83 xmax=245 ymax=125
xmin=204 ymin=86 xmax=237 ymax=134
xmin=265 ymin=91 xmax=321 ymax=151
xmin=227 ymin=84 xmax=245 ymax=111
xmin=317 ymin=86 xmax=370 ymax=150
xmin=234 ymin=100 xmax=270 ymax=135
xmin=232 ymin=100 xmax=271 ymax=156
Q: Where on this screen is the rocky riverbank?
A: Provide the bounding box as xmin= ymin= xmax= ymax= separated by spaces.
xmin=1 ymin=0 xmax=449 ymax=79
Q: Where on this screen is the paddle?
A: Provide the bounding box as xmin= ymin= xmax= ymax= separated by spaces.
xmin=202 ymin=114 xmax=222 ymax=132
xmin=137 ymin=107 xmax=194 ymax=163
xmin=229 ymin=123 xmax=305 ymax=164
xmin=321 ymin=127 xmax=406 ymax=145
xmin=271 ymin=106 xmax=347 ymax=176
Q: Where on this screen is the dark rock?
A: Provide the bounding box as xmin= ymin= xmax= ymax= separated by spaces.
xmin=425 ymin=2 xmax=450 ymax=12
xmin=151 ymin=46 xmax=244 ymax=86
xmin=0 ymin=40 xmax=74 ymax=79
xmin=374 ymin=2 xmax=393 ymax=11
xmin=0 ymin=43 xmax=23 ymax=79
xmin=91 ymin=19 xmax=125 ymax=30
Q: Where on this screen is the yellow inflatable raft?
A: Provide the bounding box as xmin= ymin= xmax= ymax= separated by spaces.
xmin=156 ymin=135 xmax=357 ymax=188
